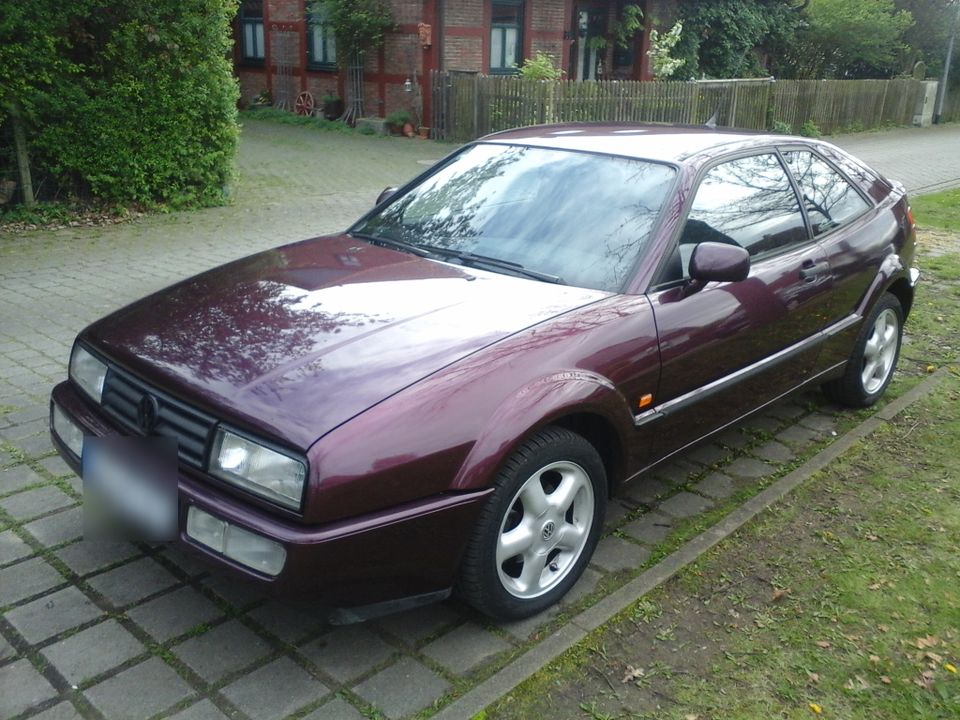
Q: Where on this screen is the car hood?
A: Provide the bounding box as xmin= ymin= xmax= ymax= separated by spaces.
xmin=83 ymin=234 xmax=608 ymax=448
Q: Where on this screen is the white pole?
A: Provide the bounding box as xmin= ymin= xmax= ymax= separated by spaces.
xmin=934 ymin=0 xmax=960 ymax=123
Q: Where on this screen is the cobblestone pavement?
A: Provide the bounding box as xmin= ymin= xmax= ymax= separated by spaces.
xmin=1 ymin=120 xmax=958 ymax=720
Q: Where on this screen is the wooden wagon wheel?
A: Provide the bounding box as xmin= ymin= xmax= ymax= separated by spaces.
xmin=294 ymin=91 xmax=315 ymax=116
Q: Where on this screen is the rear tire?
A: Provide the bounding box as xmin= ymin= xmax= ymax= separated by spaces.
xmin=823 ymin=293 xmax=903 ymax=407
xmin=458 ymin=426 xmax=606 ymax=620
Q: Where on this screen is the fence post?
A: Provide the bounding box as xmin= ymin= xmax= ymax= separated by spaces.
xmin=730 ymin=81 xmax=739 ymax=128
xmin=473 ymin=74 xmax=480 ymax=139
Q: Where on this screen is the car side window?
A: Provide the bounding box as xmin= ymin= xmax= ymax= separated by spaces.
xmin=663 ymin=153 xmax=808 ymax=282
xmin=783 ymin=150 xmax=871 ymax=236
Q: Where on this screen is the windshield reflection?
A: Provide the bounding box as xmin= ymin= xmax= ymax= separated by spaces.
xmin=353 ymin=144 xmax=676 ymax=292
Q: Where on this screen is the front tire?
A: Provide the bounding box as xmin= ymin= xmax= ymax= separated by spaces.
xmin=823 ymin=293 xmax=903 ymax=407
xmin=458 ymin=426 xmax=606 ymax=620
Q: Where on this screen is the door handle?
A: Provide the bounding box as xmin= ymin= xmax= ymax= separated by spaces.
xmin=799 ymin=259 xmax=829 ymax=282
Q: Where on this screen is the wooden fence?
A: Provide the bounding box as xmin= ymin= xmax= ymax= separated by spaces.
xmin=429 ymin=73 xmax=933 ymax=142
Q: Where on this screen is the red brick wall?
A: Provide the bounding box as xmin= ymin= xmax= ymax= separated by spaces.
xmin=237 ymin=69 xmax=268 ymax=105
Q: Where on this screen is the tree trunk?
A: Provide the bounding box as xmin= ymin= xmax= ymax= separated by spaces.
xmin=341 ymin=48 xmax=366 ymax=125
xmin=9 ymin=104 xmax=35 ymax=206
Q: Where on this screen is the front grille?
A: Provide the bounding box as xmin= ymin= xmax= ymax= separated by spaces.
xmin=101 ymin=366 xmax=217 ymax=469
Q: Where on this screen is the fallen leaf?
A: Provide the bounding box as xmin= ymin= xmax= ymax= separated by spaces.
xmin=816 ymin=640 xmax=832 ymax=649
xmin=915 ymin=669 xmax=936 ymax=691
xmin=878 ymin=624 xmax=890 ymax=633
xmin=945 ymin=663 xmax=957 ymax=674
xmin=622 ymin=665 xmax=645 ymax=684
xmin=924 ymin=651 xmax=943 ymax=664
xmin=881 ymin=676 xmax=892 ymax=684
xmin=926 ymin=364 xmax=936 ymax=373
xmin=869 ymin=655 xmax=881 ymax=664
xmin=844 ymin=675 xmax=870 ymax=691
xmin=772 ymin=587 xmax=790 ymax=602
xmin=685 ymin=715 xmax=700 ymax=720
xmin=808 ymin=672 xmax=820 ymax=684
xmin=868 ymin=583 xmax=882 ymax=590
xmin=809 ymin=702 xmax=823 ymax=714
xmin=916 ymin=636 xmax=939 ymax=649
xmin=865 ymin=534 xmax=879 ymax=541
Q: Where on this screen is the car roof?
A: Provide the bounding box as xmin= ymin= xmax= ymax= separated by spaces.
xmin=480 ymin=123 xmax=804 ymax=164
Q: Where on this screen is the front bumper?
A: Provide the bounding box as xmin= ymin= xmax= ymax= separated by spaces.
xmin=50 ymin=381 xmax=491 ymax=608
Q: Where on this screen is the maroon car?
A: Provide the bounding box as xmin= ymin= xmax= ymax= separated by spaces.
xmin=50 ymin=124 xmax=919 ymax=620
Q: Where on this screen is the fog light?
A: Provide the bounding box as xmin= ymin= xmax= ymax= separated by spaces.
xmin=51 ymin=402 xmax=84 ymax=458
xmin=186 ymin=506 xmax=286 ymax=577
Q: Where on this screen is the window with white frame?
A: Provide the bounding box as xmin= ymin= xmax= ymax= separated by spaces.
xmin=239 ymin=0 xmax=265 ymax=63
xmin=307 ymin=5 xmax=337 ymax=69
xmin=490 ymin=2 xmax=522 ymax=73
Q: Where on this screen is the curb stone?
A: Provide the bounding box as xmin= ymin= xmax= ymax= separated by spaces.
xmin=434 ymin=368 xmax=950 ymax=720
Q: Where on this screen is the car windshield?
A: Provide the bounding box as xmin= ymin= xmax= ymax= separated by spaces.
xmin=352 ymin=143 xmax=676 ymax=292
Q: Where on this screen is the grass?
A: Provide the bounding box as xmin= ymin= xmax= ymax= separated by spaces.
xmin=482 ymin=190 xmax=960 ymax=720
xmin=239 ymin=107 xmax=355 ymax=133
xmin=911 ymin=187 xmax=960 ymax=232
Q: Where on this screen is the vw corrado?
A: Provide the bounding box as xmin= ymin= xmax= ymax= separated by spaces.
xmin=50 ymin=124 xmax=919 ymax=620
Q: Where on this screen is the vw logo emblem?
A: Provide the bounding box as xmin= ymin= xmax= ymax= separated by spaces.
xmin=137 ymin=394 xmax=160 ymax=434
xmin=541 ymin=520 xmax=556 ymax=541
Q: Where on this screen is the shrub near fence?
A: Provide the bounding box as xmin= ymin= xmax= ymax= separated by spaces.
xmin=430 ymin=73 xmax=932 ymax=142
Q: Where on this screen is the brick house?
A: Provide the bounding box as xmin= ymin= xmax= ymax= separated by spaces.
xmin=233 ymin=1 xmax=671 ymax=124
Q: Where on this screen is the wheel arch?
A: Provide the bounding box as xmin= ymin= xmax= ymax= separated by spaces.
xmin=885 ymin=275 xmax=914 ymax=320
xmin=450 ymin=371 xmax=635 ymax=496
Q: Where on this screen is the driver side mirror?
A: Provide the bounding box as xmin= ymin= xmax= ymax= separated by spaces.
xmin=375 ymin=186 xmax=398 ymax=206
xmin=689 ymin=241 xmax=750 ymax=283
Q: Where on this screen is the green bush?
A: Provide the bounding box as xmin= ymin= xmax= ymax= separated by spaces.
xmin=7 ymin=0 xmax=240 ymax=208
xmin=770 ymin=119 xmax=792 ymax=134
xmin=800 ymin=119 xmax=822 ymax=137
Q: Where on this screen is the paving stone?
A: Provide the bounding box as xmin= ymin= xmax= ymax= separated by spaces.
xmin=0 ymin=465 xmax=46 ymax=495
xmin=353 ymin=657 xmax=451 ymax=720
xmin=686 ymin=443 xmax=730 ymax=467
xmin=742 ymin=414 xmax=783 ymax=435
xmin=622 ymin=512 xmax=674 ymax=544
xmin=85 ymin=657 xmax=193 ymax=720
xmin=159 ymin=545 xmax=211 ymax=578
xmin=0 ymin=417 xmax=47 ymax=442
xmin=0 ymin=485 xmax=74 ymax=521
xmin=128 ymin=586 xmax=223 ymax=643
xmin=0 ymin=528 xmax=33 ymax=564
xmin=168 ymin=699 xmax=232 ymax=720
xmin=422 ymin=623 xmax=512 ymax=675
xmin=657 ymin=491 xmax=714 ymax=519
xmin=6 ymin=586 xmax=103 ymax=644
xmin=37 ymin=455 xmax=73 ymax=479
xmin=0 ymin=556 xmax=65 ymax=606
xmin=220 ymin=656 xmax=328 ymax=720
xmin=714 ymin=427 xmax=752 ymax=450
xmin=562 ymin=567 xmax=604 ymax=608
xmin=497 ymin=603 xmax=561 ymax=641
xmin=602 ymin=498 xmax=632 ymax=529
xmin=202 ymin=573 xmax=268 ymax=610
xmin=766 ymin=401 xmax=807 ymax=421
xmin=302 ymin=696 xmax=366 ymax=720
xmin=0 ymin=658 xmax=58 ymax=718
xmin=55 ymin=539 xmax=139 ymax=576
xmin=693 ymin=472 xmax=735 ymax=500
xmin=246 ymin=600 xmax=329 ymax=645
xmin=42 ymin=619 xmax=144 ymax=686
xmin=0 ymin=632 xmax=16 ymax=661
xmin=752 ymin=440 xmax=796 ymax=464
xmin=86 ymin=557 xmax=179 ymax=607
xmin=375 ymin=603 xmax=462 ymax=646
xmin=591 ymin=535 xmax=651 ymax=572
xmin=31 ymin=701 xmax=83 ymax=720
xmin=17 ymin=432 xmax=56 ymax=458
xmin=303 ymin=625 xmax=395 ymax=683
xmin=24 ymin=506 xmax=83 ymax=547
xmin=621 ymin=477 xmax=670 ymax=506
xmin=652 ymin=458 xmax=700 ymax=486
xmin=725 ymin=457 xmax=776 ymax=480
xmin=173 ymin=619 xmax=272 ymax=683
xmin=798 ymin=412 xmax=838 ymax=434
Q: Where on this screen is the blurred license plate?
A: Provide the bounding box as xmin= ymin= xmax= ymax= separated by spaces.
xmin=82 ymin=437 xmax=178 ymax=541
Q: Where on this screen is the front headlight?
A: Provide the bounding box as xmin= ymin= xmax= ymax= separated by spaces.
xmin=69 ymin=345 xmax=108 ymax=403
xmin=210 ymin=428 xmax=307 ymax=510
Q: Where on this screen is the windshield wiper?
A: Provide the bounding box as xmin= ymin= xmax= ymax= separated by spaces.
xmin=419 ymin=245 xmax=566 ymax=285
xmin=351 ymin=232 xmax=438 ymax=259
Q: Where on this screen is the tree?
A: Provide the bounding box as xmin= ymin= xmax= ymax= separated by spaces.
xmin=671 ymin=0 xmax=805 ymax=79
xmin=314 ymin=0 xmax=394 ymax=123
xmin=895 ymin=0 xmax=957 ymax=78
xmin=782 ymin=0 xmax=914 ymax=78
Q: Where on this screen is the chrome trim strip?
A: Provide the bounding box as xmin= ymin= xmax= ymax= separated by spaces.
xmin=634 ymin=313 xmax=861 ymax=426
